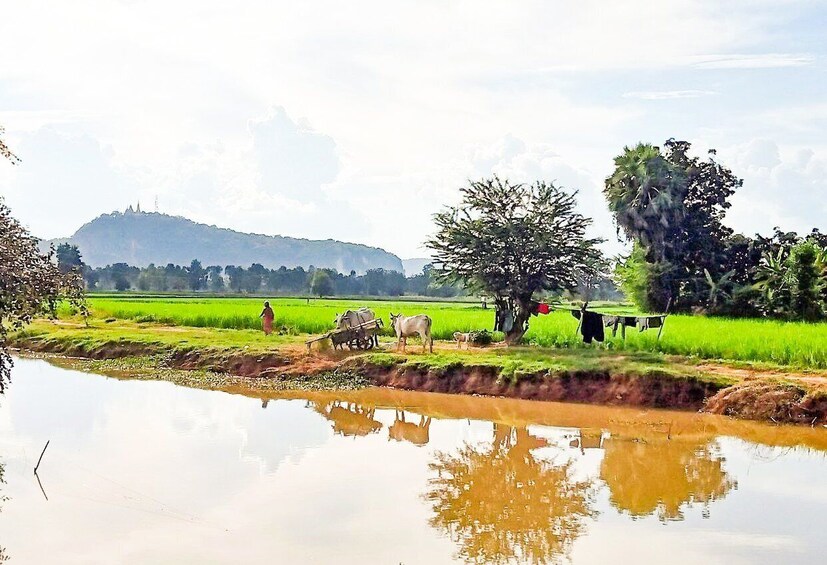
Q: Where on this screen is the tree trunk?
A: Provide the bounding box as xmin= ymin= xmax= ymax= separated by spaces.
xmin=504 ymin=302 xmax=532 ymax=345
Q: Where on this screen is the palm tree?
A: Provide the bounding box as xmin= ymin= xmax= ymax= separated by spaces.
xmin=604 ymin=143 xmax=684 ymax=262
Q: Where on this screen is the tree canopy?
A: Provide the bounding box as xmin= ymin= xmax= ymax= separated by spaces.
xmin=428 ymin=177 xmax=603 ymax=343
xmin=56 ymin=243 xmax=84 ymax=274
xmin=310 ymin=269 xmax=334 ymax=297
xmin=605 ymin=139 xmax=742 ymax=312
xmin=0 ymin=200 xmax=86 ymax=391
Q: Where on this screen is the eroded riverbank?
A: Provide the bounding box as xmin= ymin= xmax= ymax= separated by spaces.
xmin=12 ymin=319 xmax=827 ymax=424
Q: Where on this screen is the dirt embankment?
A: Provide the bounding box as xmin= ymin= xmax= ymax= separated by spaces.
xmin=14 ymin=334 xmax=827 ymax=425
xmin=348 ymin=359 xmax=721 ymax=411
xmin=705 ymin=382 xmax=827 ymax=424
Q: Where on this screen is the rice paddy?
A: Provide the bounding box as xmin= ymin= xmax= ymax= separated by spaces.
xmin=70 ymin=296 xmax=827 ymax=369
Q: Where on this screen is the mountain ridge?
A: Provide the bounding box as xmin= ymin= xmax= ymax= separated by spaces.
xmin=43 ymin=209 xmax=404 ymax=273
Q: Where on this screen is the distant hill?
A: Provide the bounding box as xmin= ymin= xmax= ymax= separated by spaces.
xmin=44 ymin=209 xmax=403 ymax=273
xmin=402 ymin=257 xmax=432 ymax=275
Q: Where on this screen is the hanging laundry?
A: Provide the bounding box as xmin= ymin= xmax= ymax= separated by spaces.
xmin=603 ymin=315 xmax=639 ymax=337
xmin=637 ymin=315 xmax=665 ymax=332
xmin=502 ymin=310 xmax=515 ymax=333
xmin=602 ymin=315 xmax=621 ymax=337
xmin=571 ymin=310 xmax=604 ymax=343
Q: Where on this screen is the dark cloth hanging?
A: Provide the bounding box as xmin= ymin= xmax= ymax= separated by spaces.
xmin=494 ymin=308 xmax=515 ymax=333
xmin=571 ymin=310 xmax=605 ymax=344
xmin=502 ymin=310 xmax=514 ymax=333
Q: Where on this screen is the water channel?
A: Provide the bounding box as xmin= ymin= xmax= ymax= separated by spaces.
xmin=1 ymin=357 xmax=826 ymax=564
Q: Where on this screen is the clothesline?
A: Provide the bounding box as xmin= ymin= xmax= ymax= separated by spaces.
xmin=568 ymin=300 xmax=672 ymax=344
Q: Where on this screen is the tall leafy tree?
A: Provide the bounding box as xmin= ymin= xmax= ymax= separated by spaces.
xmin=206 ymin=265 xmax=224 ymax=291
xmin=55 ymin=243 xmax=84 ymax=274
xmin=605 ymin=139 xmax=742 ymax=311
xmin=0 ymin=200 xmax=85 ymax=391
xmin=1 ymin=132 xmax=83 ymax=391
xmin=187 ymin=259 xmax=206 ymax=291
xmin=428 ymin=177 xmax=603 ymax=344
xmin=310 ymin=269 xmax=334 ymax=297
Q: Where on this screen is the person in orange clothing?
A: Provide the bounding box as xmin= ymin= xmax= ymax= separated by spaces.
xmin=259 ymin=301 xmax=275 ymax=335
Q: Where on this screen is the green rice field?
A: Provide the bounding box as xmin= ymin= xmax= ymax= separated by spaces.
xmin=71 ymin=296 xmax=827 ymax=369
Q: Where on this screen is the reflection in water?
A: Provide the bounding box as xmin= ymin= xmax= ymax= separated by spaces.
xmin=600 ymin=438 xmax=736 ymax=522
xmin=389 ymin=410 xmax=431 ymax=446
xmin=308 ymin=400 xmax=383 ymax=436
xmin=568 ymin=429 xmax=605 ymax=454
xmin=426 ymin=425 xmax=594 ymax=565
xmin=0 ymin=461 xmax=8 ymax=562
xmin=4 ymin=358 xmax=827 ymax=564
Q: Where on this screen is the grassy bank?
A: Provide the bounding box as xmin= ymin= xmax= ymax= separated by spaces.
xmin=13 ymin=319 xmax=827 ymax=423
xmin=17 ymin=319 xmax=718 ymax=383
xmin=72 ymin=296 xmax=827 ymax=369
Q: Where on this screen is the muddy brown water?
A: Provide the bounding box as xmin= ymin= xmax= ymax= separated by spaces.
xmin=1 ymin=358 xmax=826 ymax=564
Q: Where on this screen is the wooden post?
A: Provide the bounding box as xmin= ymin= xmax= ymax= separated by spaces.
xmin=657 ymin=296 xmax=673 ymax=341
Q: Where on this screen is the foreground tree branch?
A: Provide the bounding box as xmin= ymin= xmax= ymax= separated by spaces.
xmin=0 ymin=200 xmax=86 ymax=392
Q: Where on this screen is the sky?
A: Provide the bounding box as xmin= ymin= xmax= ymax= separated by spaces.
xmin=1 ymin=0 xmax=826 ymax=259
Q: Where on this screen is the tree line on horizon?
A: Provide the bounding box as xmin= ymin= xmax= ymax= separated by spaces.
xmin=55 ymin=245 xmax=466 ymax=297
xmin=55 ymin=244 xmax=622 ymax=301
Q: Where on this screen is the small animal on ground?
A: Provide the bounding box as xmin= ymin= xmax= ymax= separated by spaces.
xmin=453 ymin=331 xmax=471 ymax=349
xmin=389 ymin=313 xmax=433 ymax=353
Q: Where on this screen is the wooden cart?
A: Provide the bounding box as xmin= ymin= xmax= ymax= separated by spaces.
xmin=306 ymin=318 xmax=384 ymax=352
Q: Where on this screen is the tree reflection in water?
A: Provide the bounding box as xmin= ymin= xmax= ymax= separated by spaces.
xmin=425 ymin=425 xmax=595 ymax=565
xmin=0 ymin=461 xmax=8 ymax=562
xmin=600 ymin=438 xmax=736 ymax=522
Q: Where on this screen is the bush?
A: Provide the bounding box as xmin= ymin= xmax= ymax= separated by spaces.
xmin=470 ymin=329 xmax=493 ymax=346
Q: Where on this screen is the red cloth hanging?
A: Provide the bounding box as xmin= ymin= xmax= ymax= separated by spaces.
xmin=536 ymin=302 xmax=551 ymax=315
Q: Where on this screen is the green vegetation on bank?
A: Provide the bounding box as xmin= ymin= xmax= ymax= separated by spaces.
xmin=47 ymin=355 xmax=373 ymax=392
xmin=358 ymin=350 xmax=737 ymax=388
xmin=15 ymin=319 xmax=736 ymax=390
xmin=58 ymin=296 xmax=827 ymax=369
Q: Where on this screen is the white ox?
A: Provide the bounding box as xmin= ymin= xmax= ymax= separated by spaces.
xmin=389 ymin=313 xmax=433 ymax=353
xmin=334 ymin=308 xmax=376 ymax=329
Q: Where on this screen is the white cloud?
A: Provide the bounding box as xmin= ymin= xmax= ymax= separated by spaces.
xmin=623 ymin=90 xmax=716 ymax=100
xmin=722 ymin=139 xmax=827 ymax=237
xmin=0 ymin=126 xmax=139 ymax=238
xmin=249 ymin=107 xmax=339 ymax=201
xmin=692 ymin=53 xmax=815 ymax=69
xmin=0 ymin=0 xmax=824 ymax=257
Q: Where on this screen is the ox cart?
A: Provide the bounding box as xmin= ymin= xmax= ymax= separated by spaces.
xmin=305 ymin=317 xmax=384 ymax=352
